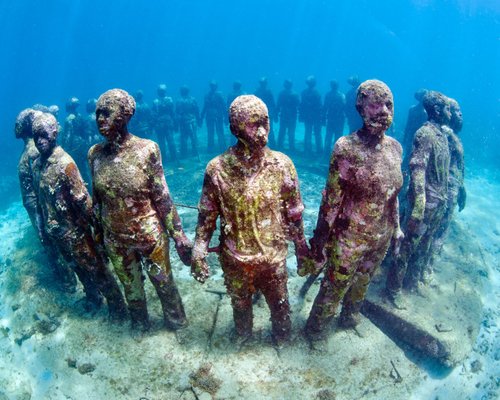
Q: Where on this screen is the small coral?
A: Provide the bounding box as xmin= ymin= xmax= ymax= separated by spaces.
xmin=189 ymin=363 xmax=222 ymax=396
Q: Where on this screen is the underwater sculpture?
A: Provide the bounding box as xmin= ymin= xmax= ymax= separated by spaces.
xmin=201 ymin=80 xmax=227 ymax=152
xmin=153 ymin=84 xmax=178 ymax=163
xmin=89 ymin=88 xmax=191 ymax=331
xmin=129 ymin=90 xmax=153 ymax=140
xmin=176 ymin=85 xmax=200 ymax=158
xmin=191 ymin=95 xmax=309 ymax=345
xmin=16 ymin=109 xmax=45 ymax=232
xmin=323 ymin=80 xmax=346 ymax=156
xmin=62 ymin=97 xmax=90 ymax=183
xmin=276 ymin=79 xmax=300 ymax=152
xmin=32 ymin=112 xmax=127 ymax=317
xmin=344 ymin=75 xmax=363 ymax=133
xmin=402 ymin=89 xmax=428 ymax=159
xmin=16 ymin=108 xmax=77 ymax=291
xmin=84 ymin=98 xmax=101 ymax=148
xmin=399 ymin=89 xmax=429 ymax=220
xmin=304 ymin=80 xmax=403 ymax=339
xmin=432 ymin=97 xmax=466 ymax=255
xmin=386 ymin=91 xmax=451 ymax=305
xmin=300 ymin=75 xmax=323 ymax=154
xmin=254 ymin=77 xmax=277 ymax=147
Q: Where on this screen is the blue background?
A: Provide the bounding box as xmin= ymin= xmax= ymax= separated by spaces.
xmin=0 ymin=0 xmax=498 ymax=174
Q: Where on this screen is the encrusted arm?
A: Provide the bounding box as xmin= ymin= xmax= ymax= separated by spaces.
xmin=65 ymin=161 xmax=92 ymax=225
xmin=281 ymin=162 xmax=311 ymax=274
xmin=408 ymin=128 xmax=431 ymax=223
xmin=149 ymin=143 xmax=192 ymax=265
xmin=191 ymin=171 xmax=219 ymax=283
xmin=309 ymin=148 xmax=345 ymax=266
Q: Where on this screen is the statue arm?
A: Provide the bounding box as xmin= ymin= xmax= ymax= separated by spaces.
xmin=408 ymin=128 xmax=431 ymax=223
xmin=65 ymin=160 xmax=92 ymax=224
xmin=88 ymin=151 xmax=104 ymax=245
xmin=281 ymin=161 xmax=309 ymax=271
xmin=191 ymin=170 xmax=219 ymax=283
xmin=148 ymin=143 xmax=192 ymax=265
xmin=309 ymin=146 xmax=346 ymax=265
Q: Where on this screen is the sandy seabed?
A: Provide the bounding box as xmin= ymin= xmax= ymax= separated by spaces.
xmin=0 ymin=164 xmax=498 ymax=400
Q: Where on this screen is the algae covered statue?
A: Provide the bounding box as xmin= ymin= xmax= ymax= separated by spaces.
xmin=191 ymin=95 xmax=310 ymax=345
xmin=304 ymin=80 xmax=403 ymax=340
xmin=432 ymin=98 xmax=466 ymax=256
xmin=32 ymin=112 xmax=127 ymax=318
xmin=16 ymin=109 xmax=44 ymax=232
xmin=89 ymin=89 xmax=192 ymax=331
xmin=386 ymin=91 xmax=451 ymax=306
xmin=16 ymin=108 xmax=77 ymax=291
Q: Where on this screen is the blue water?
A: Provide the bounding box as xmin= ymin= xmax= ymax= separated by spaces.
xmin=0 ymin=0 xmax=498 ymax=175
xmin=0 ymin=1 xmax=499 ymax=399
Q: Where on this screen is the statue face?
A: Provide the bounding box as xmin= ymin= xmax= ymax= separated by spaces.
xmin=230 ymin=96 xmax=270 ymax=150
xmin=34 ymin=119 xmax=57 ymax=156
xmin=239 ymin=112 xmax=270 ymax=149
xmin=450 ymin=102 xmax=463 ymax=132
xmin=359 ymin=90 xmax=394 ymax=133
xmin=96 ymin=105 xmax=126 ymax=141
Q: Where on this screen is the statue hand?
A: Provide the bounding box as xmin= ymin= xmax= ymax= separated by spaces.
xmin=175 ymin=235 xmax=193 ymax=266
xmin=191 ymin=257 xmax=210 ymax=284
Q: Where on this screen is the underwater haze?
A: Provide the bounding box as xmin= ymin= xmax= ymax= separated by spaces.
xmin=0 ymin=1 xmax=499 ymax=399
xmin=1 ymin=0 xmax=499 ymax=172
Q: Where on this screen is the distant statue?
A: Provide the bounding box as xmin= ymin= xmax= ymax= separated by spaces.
xmin=402 ymin=89 xmax=428 ymax=158
xmin=300 ymin=75 xmax=323 ymax=154
xmin=129 ymin=90 xmax=153 ymax=139
xmin=153 ymin=84 xmax=177 ymax=163
xmin=32 ymin=112 xmax=127 ymax=318
xmin=32 ymin=104 xmax=60 ymax=117
xmin=89 ymin=89 xmax=191 ymax=331
xmin=432 ymin=97 xmax=466 ymax=254
xmin=201 ymin=80 xmax=226 ymax=152
xmin=176 ymin=85 xmax=200 ymax=157
xmin=276 ymin=79 xmax=300 ymax=152
xmin=227 ymin=81 xmax=244 ymax=109
xmin=323 ymin=80 xmax=346 ymax=155
xmin=84 ymin=98 xmax=101 ymax=148
xmin=398 ymin=89 xmax=429 ymax=219
xmin=15 ymin=108 xmax=77 ymax=291
xmin=63 ymin=97 xmax=89 ymax=183
xmin=386 ymin=91 xmax=451 ymax=307
xmin=254 ymin=77 xmax=277 ymax=147
xmin=345 ymin=76 xmax=363 ymax=133
xmin=304 ymin=80 xmax=403 ymax=340
xmin=191 ymin=95 xmax=309 ymax=346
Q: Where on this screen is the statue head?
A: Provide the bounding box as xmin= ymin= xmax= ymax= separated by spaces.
xmin=15 ymin=108 xmax=42 ymax=139
xmin=157 ymin=84 xmax=167 ymax=97
xmin=229 ymin=95 xmax=270 ymax=150
xmin=306 ymin=75 xmax=316 ymax=88
xmin=86 ymin=98 xmax=97 ymax=114
xmin=356 ymin=79 xmax=394 ymax=134
xmin=32 ymin=112 xmax=59 ymax=156
xmin=448 ymin=97 xmax=463 ymax=133
xmin=65 ymin=97 xmax=80 ymax=113
xmin=96 ymin=89 xmax=136 ymax=141
xmin=423 ymin=91 xmax=451 ymax=125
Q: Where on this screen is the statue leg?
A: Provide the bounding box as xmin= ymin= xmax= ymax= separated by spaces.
xmin=107 ymin=243 xmax=150 ymax=330
xmin=257 ymin=262 xmax=291 ymax=344
xmin=222 ymin=259 xmax=254 ymax=339
xmin=142 ymin=235 xmax=187 ymax=330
